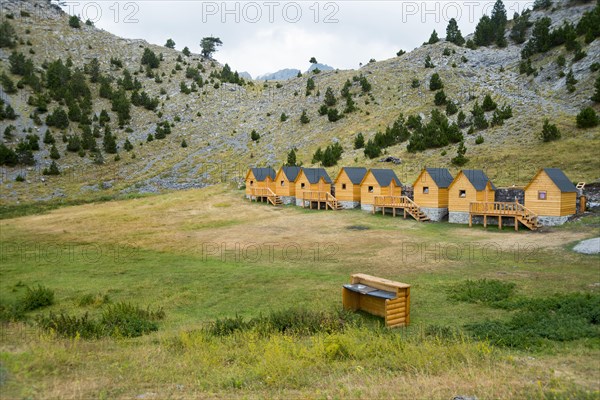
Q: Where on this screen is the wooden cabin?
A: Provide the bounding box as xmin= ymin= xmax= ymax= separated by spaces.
xmin=413 ymin=168 xmax=454 ymax=221
xmin=448 ymin=169 xmax=495 ymax=223
xmin=274 ymin=166 xmax=302 ymax=204
xmin=524 ymin=168 xmax=577 ymax=225
xmin=295 ymin=168 xmax=332 ymax=207
xmin=334 ymin=167 xmax=368 ymax=209
xmin=245 ymin=167 xmax=276 ymax=199
xmin=360 ymin=169 xmax=402 ymax=211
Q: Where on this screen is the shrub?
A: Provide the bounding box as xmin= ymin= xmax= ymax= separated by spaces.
xmin=101 ymin=302 xmax=164 ymax=338
xmin=450 ymin=141 xmax=468 ymax=166
xmin=434 ymin=90 xmax=447 ymax=106
xmin=354 ymin=133 xmax=365 ymax=149
xmin=300 ymin=110 xmax=310 ymax=124
xmin=540 ymin=119 xmax=561 ymax=142
xmin=68 ymin=16 xmax=81 ymax=28
xmin=364 ymin=139 xmax=381 ymax=159
xmin=482 ymin=94 xmax=497 ymax=111
xmin=327 ymin=108 xmax=342 ymax=122
xmin=429 ymin=73 xmax=443 ymax=91
xmin=250 ymin=129 xmax=260 ymax=141
xmin=448 ymin=279 xmax=516 ymax=305
xmin=475 ymin=135 xmax=484 ymax=144
xmin=467 ymin=293 xmax=600 ymax=349
xmin=37 ymin=312 xmax=103 ymax=339
xmin=576 ymin=107 xmax=599 ymax=128
xmin=22 ymin=284 xmax=55 ymax=311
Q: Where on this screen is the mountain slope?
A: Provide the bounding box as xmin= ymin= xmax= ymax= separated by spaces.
xmin=0 ymin=0 xmax=599 ymax=205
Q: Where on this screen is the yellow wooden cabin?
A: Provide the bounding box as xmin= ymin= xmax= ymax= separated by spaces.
xmin=524 ymin=168 xmax=577 ymax=224
xmin=360 ymin=169 xmax=402 ymax=211
xmin=334 ymin=167 xmax=368 ymax=209
xmin=413 ymin=168 xmax=454 ymax=221
xmin=274 ymin=166 xmax=302 ymax=205
xmin=448 ymin=169 xmax=495 ymax=223
xmin=245 ymin=167 xmax=276 ymax=199
xmin=294 ymin=168 xmax=333 ymax=207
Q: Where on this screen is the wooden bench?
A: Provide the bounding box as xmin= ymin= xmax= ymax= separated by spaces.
xmin=342 ymin=273 xmax=410 ymax=328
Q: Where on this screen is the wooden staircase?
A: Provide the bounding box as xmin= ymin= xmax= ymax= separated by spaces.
xmin=251 ymin=188 xmax=283 ymax=206
xmin=325 ymin=193 xmax=343 ymax=210
xmin=469 ymin=201 xmax=540 ymax=231
xmin=373 ymin=196 xmax=430 ymax=222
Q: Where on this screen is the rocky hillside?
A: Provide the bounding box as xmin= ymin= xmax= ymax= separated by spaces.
xmin=0 ymin=0 xmax=599 ymax=204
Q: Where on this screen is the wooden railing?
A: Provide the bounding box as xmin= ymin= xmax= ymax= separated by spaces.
xmin=373 ymin=196 xmax=417 ymax=209
xmin=302 ymin=191 xmax=340 ymax=210
xmin=251 ymin=187 xmax=276 ymax=197
xmin=469 ymin=201 xmax=539 ymax=229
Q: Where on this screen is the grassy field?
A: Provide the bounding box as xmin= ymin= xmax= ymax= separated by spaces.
xmin=0 ymin=185 xmax=599 ymax=399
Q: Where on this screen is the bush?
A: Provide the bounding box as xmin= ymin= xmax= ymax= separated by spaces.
xmin=22 ymin=284 xmax=55 ymax=311
xmin=448 ymin=279 xmax=516 ymax=305
xmin=101 ymin=302 xmax=164 ymax=338
xmin=204 ymin=308 xmax=359 ymax=337
xmin=250 ymin=129 xmax=260 ymax=141
xmin=327 ymin=108 xmax=342 ymax=122
xmin=364 ymin=139 xmax=381 ymax=159
xmin=68 ymin=16 xmax=81 ymax=28
xmin=475 ymin=135 xmax=484 ymax=144
xmin=467 ymin=293 xmax=600 ymax=349
xmin=37 ymin=312 xmax=103 ymax=339
xmin=540 ymin=119 xmax=561 ymax=142
xmin=434 ymin=90 xmax=447 ymax=106
xmin=429 ymin=73 xmax=443 ymax=91
xmin=576 ymin=107 xmax=599 ymax=128
xmin=354 ymin=133 xmax=365 ymax=149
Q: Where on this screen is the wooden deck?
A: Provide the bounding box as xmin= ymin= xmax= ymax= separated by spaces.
xmin=301 ymin=191 xmax=342 ymax=210
xmin=469 ymin=201 xmax=539 ymax=230
xmin=249 ymin=187 xmax=282 ymax=206
xmin=373 ymin=196 xmax=430 ymax=222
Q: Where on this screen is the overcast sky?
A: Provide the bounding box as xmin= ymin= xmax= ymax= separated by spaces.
xmin=59 ymin=1 xmax=532 ymax=78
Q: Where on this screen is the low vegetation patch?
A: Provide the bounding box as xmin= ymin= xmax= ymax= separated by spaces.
xmin=205 ymin=308 xmax=361 ymax=337
xmin=0 ymin=284 xmax=54 ymax=322
xmin=447 ymin=278 xmax=516 ymax=305
xmin=36 ymin=302 xmax=165 ymax=339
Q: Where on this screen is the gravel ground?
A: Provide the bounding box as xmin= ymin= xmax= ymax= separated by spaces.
xmin=573 ymin=237 xmax=600 ymax=255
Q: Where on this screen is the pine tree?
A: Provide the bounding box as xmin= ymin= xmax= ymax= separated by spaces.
xmin=576 ymin=107 xmax=599 ymax=128
xmin=428 ymin=30 xmax=439 ymax=44
xmin=434 ymin=90 xmax=447 ymax=106
xmin=124 ymin=138 xmax=133 ymax=151
xmin=540 ymin=119 xmax=561 ymax=141
xmin=0 ymin=72 xmax=16 ymax=93
xmin=182 ymin=47 xmax=191 ymax=57
xmin=306 ymin=77 xmax=315 ymax=95
xmin=354 ymin=133 xmax=365 ymax=149
xmin=181 ymin=139 xmax=188 ymax=148
xmin=491 ymin=0 xmax=508 ymax=46
xmin=446 ymin=18 xmax=465 ymax=46
xmin=324 ymin=87 xmax=337 ymax=106
xmin=300 ymin=110 xmax=310 ymax=124
xmin=429 ymin=73 xmax=443 ymax=91
xmin=592 ymin=75 xmax=600 ymax=103
xmin=566 ymin=69 xmax=578 ymax=93
xmin=474 ymin=15 xmax=495 ymax=46
xmin=43 ymin=160 xmax=60 ymax=175
xmin=43 ymin=130 xmax=55 ymax=144
xmin=286 ymin=149 xmax=298 ymax=166
xmin=49 ymin=144 xmax=60 ymax=159
xmin=482 ymin=94 xmax=497 ymax=111
xmin=451 ymin=141 xmax=468 ymax=166
xmin=165 ymin=38 xmax=176 ymax=49
xmin=312 ymin=147 xmax=323 ymax=164
xmin=103 ymin=129 xmax=117 ymax=153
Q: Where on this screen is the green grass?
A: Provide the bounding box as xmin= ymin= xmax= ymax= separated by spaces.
xmin=0 ymin=190 xmax=599 ymax=398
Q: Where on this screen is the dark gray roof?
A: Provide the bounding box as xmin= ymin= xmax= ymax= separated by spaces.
xmin=302 ymin=168 xmax=332 ymax=184
xmin=341 ymin=167 xmax=368 ymax=185
xmin=462 ymin=169 xmax=496 ymax=191
xmin=251 ymin=167 xmax=276 ymax=182
xmin=543 ymin=168 xmax=577 ymax=192
xmin=280 ymin=166 xmax=301 ymax=182
xmin=369 ymin=169 xmax=402 ymax=187
xmin=425 ymin=168 xmax=454 ymax=188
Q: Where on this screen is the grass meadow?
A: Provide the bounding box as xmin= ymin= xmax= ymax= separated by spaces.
xmin=0 ymin=185 xmax=599 ymax=399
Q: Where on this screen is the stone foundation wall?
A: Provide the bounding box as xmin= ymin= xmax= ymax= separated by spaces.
xmin=280 ymin=196 xmax=295 ymax=205
xmin=339 ymin=201 xmax=360 ymax=209
xmin=361 ymin=204 xmax=374 ymax=212
xmin=538 ymin=215 xmax=570 ymax=226
xmin=421 ymin=207 xmax=448 ymax=222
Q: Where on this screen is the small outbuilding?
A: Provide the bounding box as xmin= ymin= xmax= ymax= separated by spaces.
xmin=274 ymin=166 xmax=302 ymax=205
xmin=360 ymin=169 xmax=402 ymax=212
xmin=295 ymin=168 xmax=333 ymax=207
xmin=524 ymin=168 xmax=578 ymax=226
xmin=334 ymin=167 xmax=368 ymax=209
xmin=245 ymin=167 xmax=276 ymax=199
xmin=412 ymin=168 xmax=454 ymax=221
xmin=448 ymin=169 xmax=496 ymax=224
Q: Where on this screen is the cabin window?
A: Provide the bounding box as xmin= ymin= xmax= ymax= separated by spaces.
xmin=538 ymin=191 xmax=547 ymax=200
xmin=281 ymin=180 xmax=285 ymax=186
xmin=301 ymin=183 xmax=306 ymax=189
xmin=459 ymin=190 xmax=466 ymax=198
xmin=423 ymin=187 xmax=429 ymax=194
xmin=368 ymin=186 xmax=374 ymax=193
xmin=250 ymin=180 xmax=254 ymax=186
xmin=342 ymin=183 xmax=347 ymax=190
